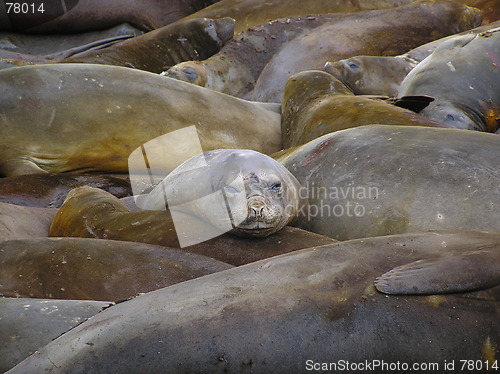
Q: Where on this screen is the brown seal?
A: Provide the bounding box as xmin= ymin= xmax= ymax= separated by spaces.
xmin=0 ymin=0 xmax=219 ymax=33
xmin=0 ymin=237 xmax=233 ymax=301
xmin=9 ymin=230 xmax=499 ymax=372
xmin=282 ymin=70 xmax=449 ymax=148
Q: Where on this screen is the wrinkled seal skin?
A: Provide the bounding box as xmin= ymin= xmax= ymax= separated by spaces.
xmin=0 ymin=237 xmax=233 ymax=301
xmin=0 ymin=0 xmax=219 ymax=33
xmin=398 ymin=27 xmax=500 ymax=132
xmin=0 ymin=173 xmax=131 ymax=207
xmin=0 ymin=298 xmax=113 ymax=373
xmin=324 ymin=20 xmax=500 ymax=97
xmin=7 ymin=231 xmax=499 ymax=373
xmin=178 ymin=0 xmax=415 ymax=34
xmin=165 ymin=14 xmax=345 ymax=98
xmin=251 ymin=0 xmax=483 ymax=103
xmin=282 ymin=70 xmax=449 ymax=148
xmin=281 ymin=125 xmax=500 ymax=241
xmin=142 ymin=150 xmax=303 ymax=238
xmin=63 ymin=18 xmax=235 ymax=74
xmin=0 ymin=64 xmax=280 ymax=177
xmin=50 ymin=186 xmax=334 ymax=266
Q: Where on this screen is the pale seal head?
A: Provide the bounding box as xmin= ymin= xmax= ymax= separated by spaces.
xmin=142 ymin=149 xmax=303 ymax=238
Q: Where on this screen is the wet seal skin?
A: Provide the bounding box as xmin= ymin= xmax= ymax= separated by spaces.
xmin=280 ymin=125 xmax=500 ymax=241
xmin=6 ymin=230 xmax=499 ymax=373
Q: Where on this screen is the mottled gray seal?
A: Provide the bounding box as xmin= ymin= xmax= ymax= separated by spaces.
xmin=0 ymin=298 xmax=113 ymax=373
xmin=281 ymin=125 xmax=500 ymax=240
xmin=142 ymin=149 xmax=304 ymax=240
xmin=398 ymin=27 xmax=500 ymax=132
xmin=7 ymin=230 xmax=499 ymax=373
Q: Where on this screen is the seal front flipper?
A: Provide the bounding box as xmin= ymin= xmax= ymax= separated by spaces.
xmin=0 ymin=157 xmax=48 ymax=177
xmin=375 ymin=246 xmax=500 ymax=295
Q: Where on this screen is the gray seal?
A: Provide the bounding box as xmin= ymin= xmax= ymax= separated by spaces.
xmin=142 ymin=149 xmax=303 ymax=238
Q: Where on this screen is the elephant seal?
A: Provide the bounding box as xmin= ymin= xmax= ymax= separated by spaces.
xmin=282 ymin=70 xmax=449 ymax=148
xmin=62 ymin=18 xmax=235 ymax=73
xmin=0 ymin=23 xmax=143 ymax=56
xmin=0 ymin=202 xmax=56 ymax=241
xmin=0 ymin=297 xmax=113 ymax=373
xmin=324 ymin=56 xmax=417 ymax=97
xmin=0 ymin=64 xmax=280 ymax=176
xmin=281 ymin=125 xmax=500 ymax=240
xmin=1 ymin=0 xmax=219 ymax=33
xmin=50 ymin=186 xmax=334 ymax=265
xmin=324 ymin=21 xmax=500 ymax=97
xmin=177 ymin=0 xmax=414 ymax=35
xmin=398 ymin=27 xmax=500 ymax=132
xmin=0 ymin=173 xmax=131 ymax=207
xmin=141 ymin=149 xmax=303 ymax=240
xmin=251 ymin=0 xmax=482 ymax=103
xmin=164 ymin=14 xmax=345 ymax=98
xmin=0 ymin=237 xmax=233 ymax=301
xmin=7 ymin=230 xmax=499 ymax=373
xmin=1 ymin=18 xmax=234 ymax=72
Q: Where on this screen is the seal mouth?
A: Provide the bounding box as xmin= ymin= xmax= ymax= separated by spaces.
xmin=231 ymin=225 xmax=276 ymax=238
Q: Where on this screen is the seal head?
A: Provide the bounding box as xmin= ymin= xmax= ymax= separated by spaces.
xmin=142 ymin=149 xmax=302 ymax=238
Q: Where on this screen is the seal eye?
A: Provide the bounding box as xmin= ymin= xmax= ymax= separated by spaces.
xmin=446 ymin=114 xmax=455 ymax=121
xmin=347 ymin=61 xmax=359 ymax=69
xmin=269 ymin=183 xmax=282 ymax=192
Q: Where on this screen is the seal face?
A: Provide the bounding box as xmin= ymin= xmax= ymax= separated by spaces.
xmin=142 ymin=149 xmax=302 ymax=238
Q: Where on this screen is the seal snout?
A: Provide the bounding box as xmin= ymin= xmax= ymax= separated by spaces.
xmin=248 ymin=198 xmax=267 ymax=219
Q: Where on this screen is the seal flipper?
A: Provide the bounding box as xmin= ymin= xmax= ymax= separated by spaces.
xmin=375 ymin=246 xmax=500 ymax=295
xmin=393 ymin=95 xmax=434 ymax=112
xmin=0 ymin=158 xmax=48 ymax=177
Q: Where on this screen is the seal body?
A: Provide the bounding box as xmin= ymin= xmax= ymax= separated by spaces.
xmin=0 ymin=0 xmax=219 ymax=33
xmin=164 ymin=14 xmax=345 ymax=98
xmin=0 ymin=64 xmax=280 ymax=176
xmin=398 ymin=27 xmax=500 ymax=132
xmin=63 ymin=18 xmax=235 ymax=73
xmin=50 ymin=186 xmax=334 ymax=265
xmin=281 ymin=125 xmax=500 ymax=240
xmin=0 ymin=298 xmax=113 ymax=373
xmin=7 ymin=230 xmax=499 ymax=373
xmin=282 ymin=70 xmax=449 ymax=148
xmin=251 ymin=0 xmax=482 ymax=102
